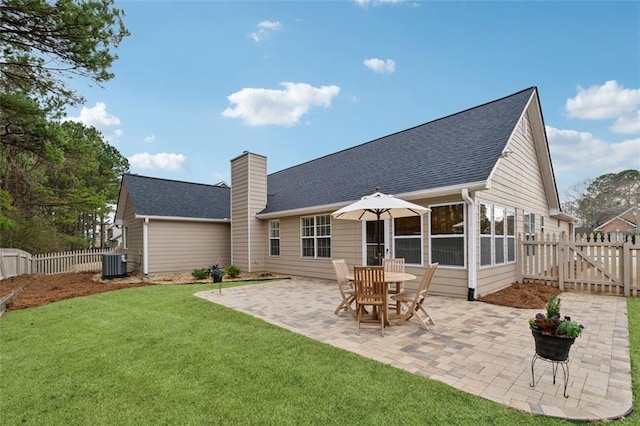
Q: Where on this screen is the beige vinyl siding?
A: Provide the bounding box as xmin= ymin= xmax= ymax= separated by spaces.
xmin=248 ymin=155 xmax=267 ymax=272
xmin=231 ymin=154 xmax=249 ymax=271
xmin=121 ymin=194 xmax=143 ymax=275
xmin=231 ymin=152 xmax=267 ymax=273
xmin=475 ymin=109 xmax=568 ymax=297
xmin=421 ymin=194 xmax=469 ymax=299
xmin=262 ymin=194 xmax=468 ymax=298
xmin=264 ymin=215 xmax=349 ymax=280
xmin=146 ymin=220 xmax=230 ymax=274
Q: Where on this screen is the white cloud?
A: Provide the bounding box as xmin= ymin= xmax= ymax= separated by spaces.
xmin=65 ymin=102 xmax=120 ymax=127
xmin=144 ymin=133 xmax=156 ymax=144
xmin=129 ymin=152 xmax=187 ymax=171
xmin=354 ymin=0 xmax=404 ymax=7
xmin=222 ymin=82 xmax=340 ymax=126
xmin=566 ymin=80 xmax=640 ymax=120
xmin=63 ymin=102 xmax=123 ymax=142
xmin=546 ymin=126 xmax=640 ymax=174
xmin=363 ymin=58 xmax=396 ymax=74
xmin=611 ymin=111 xmax=640 ymax=134
xmin=251 ymin=20 xmax=281 ymax=42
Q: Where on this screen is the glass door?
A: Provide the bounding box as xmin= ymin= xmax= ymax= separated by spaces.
xmin=365 ymin=220 xmax=386 ymax=265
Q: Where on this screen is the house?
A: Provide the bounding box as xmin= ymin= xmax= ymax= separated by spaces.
xmin=594 ymin=206 xmax=639 ymax=241
xmin=106 ymin=223 xmax=122 ymax=249
xmin=115 ymin=87 xmax=574 ymax=299
xmin=114 ymin=175 xmax=231 ymax=275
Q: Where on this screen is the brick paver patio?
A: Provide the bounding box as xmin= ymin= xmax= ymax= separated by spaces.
xmin=195 ymin=277 xmax=633 ymax=421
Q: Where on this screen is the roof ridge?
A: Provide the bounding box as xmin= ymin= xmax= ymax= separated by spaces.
xmin=268 ymin=86 xmax=537 ymax=178
xmin=124 ymin=173 xmax=229 ymax=190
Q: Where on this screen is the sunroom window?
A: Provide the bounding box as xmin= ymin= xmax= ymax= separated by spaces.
xmin=480 ymin=204 xmax=513 ymax=267
xmin=480 ymin=204 xmax=492 ymax=266
xmin=394 ymin=216 xmax=422 ymax=265
xmin=430 ymin=203 xmax=465 ymax=267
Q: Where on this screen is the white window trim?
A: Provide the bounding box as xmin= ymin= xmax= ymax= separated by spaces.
xmin=269 ymin=220 xmax=280 ymax=257
xmin=480 ymin=203 xmax=493 ymax=268
xmin=506 ymin=208 xmax=516 ymax=264
xmin=392 ymin=216 xmax=424 ymax=266
xmin=494 ymin=206 xmax=506 ymax=266
xmin=123 ymin=226 xmax=128 ymax=249
xmin=300 ymin=215 xmax=331 ymax=259
xmin=479 ymin=204 xmax=515 ymax=268
xmin=428 ymin=202 xmax=466 ymax=269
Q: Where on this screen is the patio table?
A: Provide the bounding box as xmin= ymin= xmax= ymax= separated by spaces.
xmin=346 ymin=271 xmax=416 ymax=326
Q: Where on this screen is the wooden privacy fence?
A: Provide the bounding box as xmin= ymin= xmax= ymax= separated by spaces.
xmin=0 ymin=248 xmax=117 ymax=278
xmin=518 ymin=233 xmax=640 ymax=297
xmin=0 ymin=249 xmax=33 ymax=280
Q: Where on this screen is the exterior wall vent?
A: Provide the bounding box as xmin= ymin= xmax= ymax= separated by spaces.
xmin=102 ymin=253 xmax=127 ymax=279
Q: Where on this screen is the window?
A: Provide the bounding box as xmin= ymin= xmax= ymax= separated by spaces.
xmin=506 ymin=209 xmax=515 ymax=262
xmin=494 ymin=207 xmax=505 ymax=265
xmin=430 ymin=203 xmax=465 ymax=267
xmin=480 ymin=204 xmax=513 ymax=267
xmin=301 ymin=215 xmax=331 ymax=258
xmin=480 ymin=204 xmax=492 ymax=266
xmin=394 ymin=216 xmax=422 ymax=265
xmin=524 ymin=211 xmax=536 ymax=256
xmin=523 ymin=211 xmax=535 ymax=236
xmin=269 ymin=220 xmax=280 ymax=256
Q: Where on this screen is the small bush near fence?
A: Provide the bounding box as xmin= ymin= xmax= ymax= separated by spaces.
xmin=191 ymin=268 xmax=210 ymax=280
xmin=224 ymin=265 xmax=241 ymax=278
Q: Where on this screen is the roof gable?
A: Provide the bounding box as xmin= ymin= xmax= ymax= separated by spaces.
xmin=595 ymin=206 xmax=639 ymax=231
xmin=117 ymin=174 xmax=230 ymax=220
xmin=262 ymin=87 xmax=536 ymax=214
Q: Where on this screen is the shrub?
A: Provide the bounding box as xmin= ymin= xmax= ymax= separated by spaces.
xmin=224 ymin=265 xmax=241 ymax=278
xmin=191 ymin=268 xmax=210 ymax=280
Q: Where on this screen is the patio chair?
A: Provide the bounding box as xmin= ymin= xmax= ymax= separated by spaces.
xmin=390 ymin=262 xmax=438 ymax=330
xmin=353 ymin=266 xmax=386 ymax=336
xmin=383 ymin=257 xmax=405 ymax=310
xmin=332 ymin=259 xmax=356 ymax=318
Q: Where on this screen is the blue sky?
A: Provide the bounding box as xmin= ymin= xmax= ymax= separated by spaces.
xmin=64 ymin=0 xmax=640 ymax=202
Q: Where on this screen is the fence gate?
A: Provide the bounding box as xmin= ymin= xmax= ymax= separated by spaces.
xmin=519 ymin=233 xmax=639 ymax=297
xmin=559 ymin=238 xmax=623 ymax=295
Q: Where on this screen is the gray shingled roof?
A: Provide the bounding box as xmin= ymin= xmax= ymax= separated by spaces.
xmin=123 ymin=174 xmax=230 ymax=220
xmin=261 ymin=87 xmax=536 ymax=214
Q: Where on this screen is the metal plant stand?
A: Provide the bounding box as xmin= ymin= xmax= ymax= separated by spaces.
xmin=530 ymin=353 xmax=570 ymax=398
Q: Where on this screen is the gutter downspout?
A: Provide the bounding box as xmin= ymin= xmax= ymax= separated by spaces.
xmin=462 ymin=188 xmax=476 ymax=301
xmin=143 ymin=217 xmax=149 ymax=280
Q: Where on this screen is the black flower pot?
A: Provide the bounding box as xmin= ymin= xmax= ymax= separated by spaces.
xmin=531 ymin=328 xmax=575 ymax=361
xmin=213 ymin=275 xmax=223 ymax=283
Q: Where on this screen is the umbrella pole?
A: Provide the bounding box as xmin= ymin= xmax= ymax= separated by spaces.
xmin=377 ymin=214 xmax=382 ymax=266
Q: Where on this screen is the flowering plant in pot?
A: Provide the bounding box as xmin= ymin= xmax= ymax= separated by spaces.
xmin=210 ymin=264 xmax=224 ymax=283
xmin=528 ymin=294 xmax=584 ymax=361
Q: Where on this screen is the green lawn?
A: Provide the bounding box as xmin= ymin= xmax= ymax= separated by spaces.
xmin=0 ymin=283 xmax=637 ymax=425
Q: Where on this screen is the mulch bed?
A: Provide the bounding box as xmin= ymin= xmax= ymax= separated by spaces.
xmin=477 ymin=283 xmax=560 ymax=309
xmin=1 ymin=272 xmax=561 ymax=312
xmin=0 ymin=272 xmax=153 ymax=311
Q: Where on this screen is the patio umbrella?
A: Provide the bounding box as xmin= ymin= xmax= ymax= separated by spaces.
xmin=331 ymin=190 xmax=430 ymax=265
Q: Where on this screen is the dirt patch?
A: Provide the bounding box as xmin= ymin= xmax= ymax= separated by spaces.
xmin=477 ymin=283 xmax=561 ymax=309
xmin=1 ymin=272 xmax=559 ymax=312
xmin=0 ymin=271 xmax=290 ymax=312
xmin=0 ymin=272 xmax=153 ymax=311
